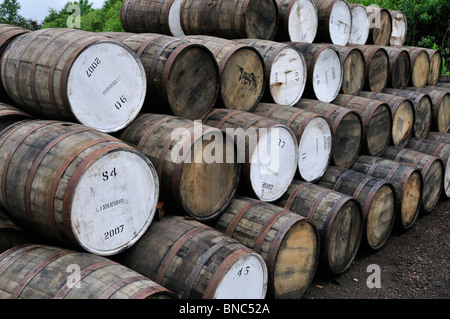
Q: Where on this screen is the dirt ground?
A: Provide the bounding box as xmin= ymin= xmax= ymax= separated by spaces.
xmin=302 ymin=196 xmax=449 ymax=299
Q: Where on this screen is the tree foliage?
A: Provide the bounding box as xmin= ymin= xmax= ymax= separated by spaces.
xmin=0 ymin=0 xmax=40 ymax=29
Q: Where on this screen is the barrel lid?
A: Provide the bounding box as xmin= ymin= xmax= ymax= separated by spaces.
xmin=66 ymin=40 xmax=147 ymax=133
xmin=287 ymin=0 xmax=318 ymax=43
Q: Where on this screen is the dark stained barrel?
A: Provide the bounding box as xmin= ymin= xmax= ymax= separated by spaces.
xmin=426 ymin=49 xmax=442 ymax=86
xmin=382 ymin=46 xmax=411 ymax=90
xmin=332 ymin=94 xmax=392 ymax=157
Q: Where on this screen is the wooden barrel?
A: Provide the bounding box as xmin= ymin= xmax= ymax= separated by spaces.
xmin=0 ymin=24 xmax=31 ymax=102
xmin=118 ymin=215 xmax=269 ymax=299
xmin=359 ymin=91 xmax=414 ymax=147
xmin=317 ymin=166 xmax=395 ymax=250
xmin=406 ymin=137 xmax=450 ymax=198
xmin=382 ymin=88 xmax=433 ymax=139
xmin=436 ymin=82 xmax=450 ymax=90
xmin=290 ymin=42 xmax=343 ymax=102
xmin=119 ymin=114 xmax=241 ymax=221
xmin=182 ymin=36 xmax=266 ymax=112
xmin=179 ymin=0 xmax=279 ymax=40
xmin=120 ymin=0 xmax=185 ymax=36
xmin=100 ymin=33 xmax=220 ymax=120
xmin=236 ymin=39 xmax=307 ymax=106
xmin=253 ymin=103 xmax=333 ymax=182
xmin=275 ymin=179 xmax=363 ymax=275
xmin=0 ymin=28 xmax=147 ymax=133
xmin=0 ymin=120 xmax=160 ymax=256
xmin=426 ymin=49 xmax=443 ymax=86
xmin=313 ymin=0 xmax=352 ymax=45
xmin=332 ymin=94 xmax=392 ymax=157
xmin=274 ymin=0 xmax=318 ymax=43
xmin=348 ymin=3 xmax=369 ymax=45
xmin=0 ymin=102 xmax=34 ymax=133
xmin=0 ymin=210 xmax=37 ymax=254
xmin=212 ymin=196 xmax=319 ymax=299
xmin=0 ymin=244 xmax=175 ymax=299
xmin=349 ymin=44 xmax=389 ymax=93
xmin=295 ymin=98 xmax=363 ymax=169
xmin=381 ymin=146 xmax=444 ymax=213
xmin=405 ymin=87 xmax=450 ymax=133
xmin=204 ymin=109 xmax=298 ymax=202
xmin=382 ymin=46 xmax=411 ymax=90
xmin=404 ymin=46 xmax=431 ymax=88
xmin=330 ymin=44 xmax=366 ymax=95
xmin=351 ymin=156 xmax=423 ymax=230
xmin=426 ymin=131 xmax=450 ymax=144
xmin=389 ymin=10 xmax=407 ymax=46
xmin=365 ymin=6 xmax=392 ymax=46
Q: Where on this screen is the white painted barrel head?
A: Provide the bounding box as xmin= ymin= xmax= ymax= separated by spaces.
xmin=67 ymin=41 xmax=147 ymax=133
xmin=312 ymin=46 xmax=343 ymax=102
xmin=328 ymin=0 xmax=352 ymax=45
xmin=390 ymin=11 xmax=407 ymax=46
xmin=298 ymin=116 xmax=332 ymax=182
xmin=168 ymin=0 xmax=185 ymax=36
xmin=212 ymin=252 xmax=268 ymax=299
xmin=269 ymin=46 xmax=306 ymax=106
xmin=250 ymin=125 xmax=298 ymax=202
xmin=288 ymin=0 xmax=318 ymax=43
xmin=349 ymin=5 xmax=370 ymax=44
xmin=70 ymin=149 xmax=159 ymax=256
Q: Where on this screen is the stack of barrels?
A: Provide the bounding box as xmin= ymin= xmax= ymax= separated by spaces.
xmin=0 ymin=0 xmax=448 ymax=300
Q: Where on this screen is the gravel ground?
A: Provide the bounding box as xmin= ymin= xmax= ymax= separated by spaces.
xmin=302 ymin=197 xmax=449 ymax=299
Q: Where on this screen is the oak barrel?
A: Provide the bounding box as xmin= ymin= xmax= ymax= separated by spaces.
xmin=359 ymin=91 xmax=414 ymax=147
xmin=0 ymin=24 xmax=31 ymax=102
xmin=295 ymin=98 xmax=363 ymax=168
xmin=275 ymin=179 xmax=363 ymax=275
xmin=236 ymin=39 xmax=307 ymax=106
xmin=120 ymin=0 xmax=185 ymax=36
xmin=0 ymin=101 xmax=33 ymax=133
xmin=290 ymin=42 xmax=343 ymax=102
xmin=406 ymin=137 xmax=450 ymax=198
xmin=0 ymin=244 xmax=175 ymax=299
xmin=183 ymin=35 xmax=266 ymax=111
xmin=313 ymin=0 xmax=352 ymax=45
xmin=404 ymin=46 xmax=431 ymax=88
xmin=426 ymin=49 xmax=442 ymax=86
xmin=0 ymin=120 xmax=159 ymax=256
xmin=349 ymin=44 xmax=389 ymax=93
xmin=382 ymin=88 xmax=433 ymax=139
xmin=253 ymin=103 xmax=332 ymax=182
xmin=351 ymin=156 xmax=423 ymax=230
xmin=118 ymin=215 xmax=269 ymax=299
xmin=179 ymin=0 xmax=279 ymax=40
xmin=389 ymin=10 xmax=407 ymax=46
xmin=381 ymin=146 xmax=443 ymax=213
xmin=332 ymin=94 xmax=392 ymax=157
xmin=101 ymin=33 xmax=220 ymax=120
xmin=204 ymin=109 xmax=298 ymax=202
xmin=213 ymin=196 xmax=319 ymax=299
xmin=119 ymin=114 xmax=241 ymax=221
xmin=426 ymin=131 xmax=450 ymax=144
xmin=405 ymin=87 xmax=450 ymax=133
xmin=0 ymin=210 xmax=37 ymax=254
xmin=330 ymin=44 xmax=366 ymax=95
xmin=317 ymin=166 xmax=395 ymax=250
xmin=382 ymin=46 xmax=411 ymax=89
xmin=348 ymin=3 xmax=369 ymax=45
xmin=0 ymin=28 xmax=147 ymax=133
xmin=274 ymin=0 xmax=318 ymax=43
xmin=365 ymin=6 xmax=392 ymax=46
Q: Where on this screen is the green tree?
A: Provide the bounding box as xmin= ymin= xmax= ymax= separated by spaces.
xmin=0 ymin=0 xmax=40 ymax=29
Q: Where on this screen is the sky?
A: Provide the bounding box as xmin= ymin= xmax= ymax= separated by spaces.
xmin=18 ymin=0 xmax=106 ymax=23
